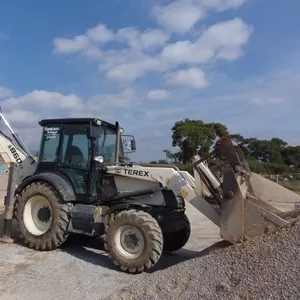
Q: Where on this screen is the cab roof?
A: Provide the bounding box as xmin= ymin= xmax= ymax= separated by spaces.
xmin=39 ymin=118 xmax=117 ymax=128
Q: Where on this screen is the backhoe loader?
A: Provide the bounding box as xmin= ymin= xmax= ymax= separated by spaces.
xmin=0 ymin=109 xmax=299 ymax=273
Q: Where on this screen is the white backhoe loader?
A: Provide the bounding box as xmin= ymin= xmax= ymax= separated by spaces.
xmin=0 ymin=109 xmax=299 ymax=273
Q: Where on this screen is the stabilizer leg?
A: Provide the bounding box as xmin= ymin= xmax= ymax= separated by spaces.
xmin=0 ymin=163 xmax=17 ymax=244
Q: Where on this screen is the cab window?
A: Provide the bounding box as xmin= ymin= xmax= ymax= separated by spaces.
xmin=59 ymin=126 xmax=90 ymax=169
xmin=39 ymin=126 xmax=61 ymax=162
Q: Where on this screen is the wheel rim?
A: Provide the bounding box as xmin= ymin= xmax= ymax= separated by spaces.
xmin=114 ymin=225 xmax=145 ymax=259
xmin=23 ymin=195 xmax=53 ymax=236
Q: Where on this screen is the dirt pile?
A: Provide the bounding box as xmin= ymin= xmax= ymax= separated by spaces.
xmin=107 ymin=219 xmax=300 ymax=300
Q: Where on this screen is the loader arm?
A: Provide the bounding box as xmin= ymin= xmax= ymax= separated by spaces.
xmin=106 ymin=134 xmax=300 ymax=244
xmin=105 ymin=162 xmax=223 ymax=227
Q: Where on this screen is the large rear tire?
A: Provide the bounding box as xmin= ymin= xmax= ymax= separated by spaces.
xmin=14 ymin=181 xmax=72 ymax=250
xmin=104 ymin=209 xmax=163 ymax=273
xmin=163 ymin=214 xmax=191 ymax=252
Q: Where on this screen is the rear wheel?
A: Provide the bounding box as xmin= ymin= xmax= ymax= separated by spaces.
xmin=14 ymin=181 xmax=72 ymax=250
xmin=163 ymin=214 xmax=191 ymax=252
xmin=104 ymin=209 xmax=163 ymax=273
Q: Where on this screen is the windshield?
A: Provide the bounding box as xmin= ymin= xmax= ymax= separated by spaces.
xmin=93 ymin=125 xmax=124 ymax=163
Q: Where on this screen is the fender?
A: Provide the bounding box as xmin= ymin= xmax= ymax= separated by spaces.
xmin=15 ymin=172 xmax=76 ymax=202
xmin=104 ymin=203 xmax=152 ymax=217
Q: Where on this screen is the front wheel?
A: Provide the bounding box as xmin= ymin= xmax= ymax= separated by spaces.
xmin=104 ymin=209 xmax=163 ymax=273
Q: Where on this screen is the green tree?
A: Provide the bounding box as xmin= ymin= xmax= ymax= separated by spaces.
xmin=149 ymin=160 xmax=158 ymax=164
xmin=171 ymin=118 xmax=228 ymax=163
xmin=281 ymin=145 xmax=300 ymax=167
xmin=163 ymin=149 xmax=172 ymax=163
xmin=167 ymin=118 xmax=300 ymax=175
xmin=240 ymin=137 xmax=287 ymax=164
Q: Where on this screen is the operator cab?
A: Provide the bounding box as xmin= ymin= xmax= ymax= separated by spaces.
xmin=35 ymin=118 xmax=136 ymax=202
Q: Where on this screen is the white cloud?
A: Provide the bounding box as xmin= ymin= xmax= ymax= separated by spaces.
xmin=53 ymin=24 xmax=170 ymax=56
xmin=150 ymin=0 xmax=247 ymax=33
xmin=200 ymin=0 xmax=246 ymax=11
xmin=151 ymin=0 xmax=206 ymax=34
xmin=0 ymin=87 xmax=13 ymax=98
xmin=4 ymin=110 xmax=41 ymax=126
xmin=1 ymin=90 xmax=83 ymax=111
xmin=165 ymin=67 xmax=209 ymax=89
xmin=0 ymin=88 xmax=143 ymax=152
xmin=53 ymin=35 xmax=90 ymax=54
xmin=200 ymin=18 xmax=252 ymax=48
xmin=160 ymin=18 xmax=253 ymax=66
xmin=2 ymin=65 xmax=299 ymax=162
xmin=0 ymin=89 xmax=139 ymax=128
xmin=53 ymin=17 xmax=252 ymax=84
xmin=86 ymin=24 xmax=114 ymax=44
xmin=148 ymin=89 xmax=170 ymax=100
xmin=160 ymin=40 xmax=214 ymax=65
xmin=104 ymin=55 xmax=162 ymax=83
xmin=115 ymin=27 xmax=170 ymax=51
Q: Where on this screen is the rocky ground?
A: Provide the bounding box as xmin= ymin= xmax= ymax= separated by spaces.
xmin=108 ymin=219 xmax=300 ymax=300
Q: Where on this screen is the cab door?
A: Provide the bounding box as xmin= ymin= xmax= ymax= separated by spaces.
xmin=57 ymin=125 xmax=92 ymax=198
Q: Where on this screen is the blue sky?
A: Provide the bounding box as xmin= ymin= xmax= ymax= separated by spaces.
xmin=0 ymin=0 xmax=300 ymax=162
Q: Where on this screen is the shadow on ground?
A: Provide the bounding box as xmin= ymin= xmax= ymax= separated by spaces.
xmin=148 ymin=240 xmax=231 ymax=273
xmin=0 ymin=214 xmax=231 ymax=274
xmin=58 ymin=235 xmax=232 ymax=274
xmin=62 ymin=235 xmax=231 ymax=273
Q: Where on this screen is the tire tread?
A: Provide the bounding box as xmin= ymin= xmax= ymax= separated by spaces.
xmin=104 ymin=209 xmax=163 ymax=273
xmin=14 ymin=181 xmax=72 ymax=251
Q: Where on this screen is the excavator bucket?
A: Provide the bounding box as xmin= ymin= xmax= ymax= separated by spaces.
xmin=198 ymin=135 xmax=300 ymax=244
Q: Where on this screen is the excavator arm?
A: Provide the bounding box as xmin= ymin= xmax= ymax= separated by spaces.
xmin=0 ymin=111 xmax=37 ymax=182
xmin=0 ymin=111 xmax=37 ymax=242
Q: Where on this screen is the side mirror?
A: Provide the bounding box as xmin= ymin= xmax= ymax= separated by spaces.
xmin=93 ymin=155 xmax=104 ymax=164
xmin=121 ymin=135 xmax=136 ymax=154
xmin=131 ymin=139 xmax=136 ymax=151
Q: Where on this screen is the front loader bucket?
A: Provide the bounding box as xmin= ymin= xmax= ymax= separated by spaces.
xmin=220 ymin=169 xmax=300 ymax=243
xmin=213 ymin=135 xmax=300 ymax=243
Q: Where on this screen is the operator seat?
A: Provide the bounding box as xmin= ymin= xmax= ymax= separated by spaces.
xmin=65 ymin=145 xmax=84 ymax=166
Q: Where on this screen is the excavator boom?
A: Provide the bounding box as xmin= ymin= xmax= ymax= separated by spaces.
xmin=0 ymin=112 xmax=37 ymax=182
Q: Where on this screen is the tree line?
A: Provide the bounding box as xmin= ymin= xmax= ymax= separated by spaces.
xmin=149 ymin=118 xmax=300 ymax=175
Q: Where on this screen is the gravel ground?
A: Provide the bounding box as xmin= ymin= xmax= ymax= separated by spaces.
xmin=0 ymin=202 xmax=221 ymax=300
xmin=0 ymin=236 xmax=139 ymax=300
xmin=1 ymin=171 xmax=299 ymax=300
xmin=108 ymin=219 xmax=300 ymax=300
